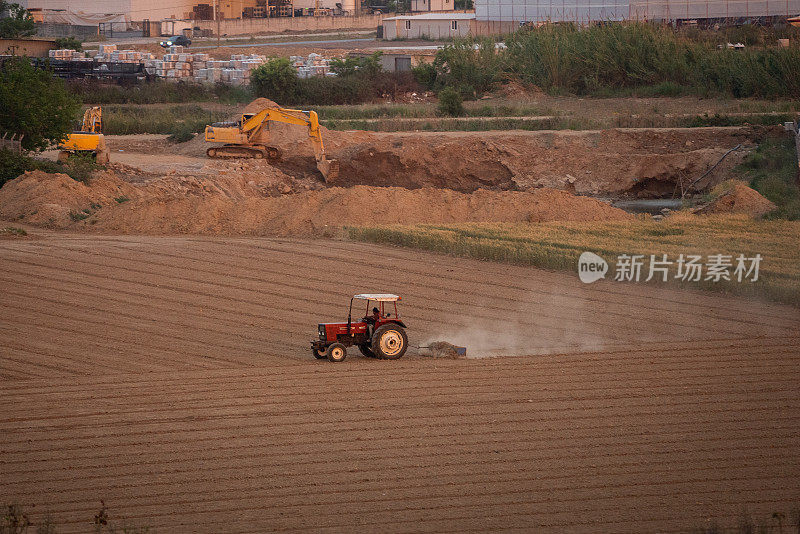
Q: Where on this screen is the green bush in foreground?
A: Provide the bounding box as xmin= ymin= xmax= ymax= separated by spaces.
xmin=437 ymin=87 xmax=464 ymax=117
xmin=0 ymin=149 xmax=100 ymax=187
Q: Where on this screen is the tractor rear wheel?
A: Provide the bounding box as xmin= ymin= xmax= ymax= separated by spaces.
xmin=358 ymin=344 xmax=375 ymax=358
xmin=312 ymin=346 xmax=326 ymax=359
xmin=371 ymin=325 xmax=408 ymax=360
xmin=326 ymin=342 xmax=347 ymax=363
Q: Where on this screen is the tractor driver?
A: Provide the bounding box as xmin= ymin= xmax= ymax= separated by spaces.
xmin=364 ymin=307 xmax=381 ymax=335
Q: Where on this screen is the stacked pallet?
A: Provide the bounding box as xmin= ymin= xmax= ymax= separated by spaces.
xmin=48 ymin=49 xmax=82 ymax=60
xmin=193 ymin=54 xmax=266 ymax=85
xmin=290 ymin=53 xmax=333 ymax=78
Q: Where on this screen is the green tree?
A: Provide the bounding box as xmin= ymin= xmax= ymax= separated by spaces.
xmin=437 ymin=86 xmax=463 ymax=116
xmin=0 ymin=0 xmax=35 ymax=38
xmin=330 ymin=52 xmax=382 ymax=77
xmin=0 ymin=57 xmax=82 ymax=151
xmin=250 ymin=57 xmax=298 ymax=103
xmin=54 ymin=36 xmax=83 ymax=51
xmin=432 ymin=38 xmax=505 ymax=97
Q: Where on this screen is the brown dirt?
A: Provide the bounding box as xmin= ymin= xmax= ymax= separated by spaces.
xmin=696 ymin=180 xmax=777 ymax=217
xmin=195 ymin=98 xmax=775 ymax=195
xmin=0 ymin=170 xmax=631 ymax=236
xmin=242 ymin=97 xmax=281 ymax=114
xmin=493 ymin=79 xmax=546 ymax=102
xmin=1 ymin=232 xmax=798 ymax=532
xmin=228 ymin=123 xmax=770 ymax=195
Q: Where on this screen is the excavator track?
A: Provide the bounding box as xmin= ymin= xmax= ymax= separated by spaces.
xmin=206 ymin=145 xmax=281 ymax=160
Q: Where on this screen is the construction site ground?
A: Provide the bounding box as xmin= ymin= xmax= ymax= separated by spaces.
xmin=1 ymin=231 xmax=798 ymax=532
xmin=3 ymin=92 xmax=799 ymax=530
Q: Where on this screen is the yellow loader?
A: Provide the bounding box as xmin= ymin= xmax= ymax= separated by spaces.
xmin=58 ymin=106 xmax=110 ymax=164
xmin=204 ymin=106 xmax=339 ymax=181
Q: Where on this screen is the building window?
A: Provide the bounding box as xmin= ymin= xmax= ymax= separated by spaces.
xmin=405 ymin=20 xmax=411 ymax=30
xmin=451 ymin=20 xmax=458 ymax=30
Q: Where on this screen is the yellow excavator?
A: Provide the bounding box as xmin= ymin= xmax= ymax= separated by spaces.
xmin=58 ymin=106 xmax=110 ymax=164
xmin=204 ymin=106 xmax=339 ymax=181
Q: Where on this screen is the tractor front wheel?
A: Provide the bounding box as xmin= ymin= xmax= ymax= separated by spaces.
xmin=326 ymin=342 xmax=347 ymax=363
xmin=371 ymin=325 xmax=408 ymax=360
xmin=312 ymin=346 xmax=326 ymax=359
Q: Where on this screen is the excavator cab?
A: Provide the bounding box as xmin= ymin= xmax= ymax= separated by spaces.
xmin=204 ymin=106 xmax=338 ymax=182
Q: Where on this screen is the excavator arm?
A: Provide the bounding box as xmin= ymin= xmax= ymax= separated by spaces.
xmin=81 ymin=107 xmax=103 ymax=134
xmin=239 ymin=107 xmax=339 ymax=181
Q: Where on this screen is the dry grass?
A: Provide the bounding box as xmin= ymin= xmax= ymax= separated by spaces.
xmin=348 ymin=213 xmax=800 ymax=305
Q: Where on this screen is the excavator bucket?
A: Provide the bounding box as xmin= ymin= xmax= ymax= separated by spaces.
xmin=317 ymin=157 xmax=340 ymax=182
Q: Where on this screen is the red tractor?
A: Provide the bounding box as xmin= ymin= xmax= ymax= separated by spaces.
xmin=312 ymin=294 xmax=408 ymax=362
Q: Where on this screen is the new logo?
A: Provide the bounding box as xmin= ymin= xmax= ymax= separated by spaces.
xmin=578 ymin=252 xmax=608 ymax=284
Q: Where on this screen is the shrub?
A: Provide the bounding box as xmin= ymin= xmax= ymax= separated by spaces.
xmin=0 ymin=148 xmax=100 ymax=188
xmin=0 ymin=57 xmax=82 ymax=151
xmin=330 ymin=52 xmax=382 ymax=77
xmin=54 ymin=36 xmax=83 ymax=51
xmin=738 ymin=137 xmax=800 ymax=220
xmin=412 ymin=62 xmax=437 ymax=90
xmin=437 ymin=86 xmax=464 ymax=116
xmin=62 ymin=152 xmax=98 ymax=183
xmin=168 ymin=125 xmax=195 ymax=143
xmin=251 ymin=60 xmax=419 ymax=105
xmin=250 ymin=58 xmax=299 ymax=102
xmin=0 ymin=149 xmax=29 ymax=187
xmin=499 ymin=22 xmax=800 ymax=98
xmin=432 ymin=38 xmax=505 ymax=97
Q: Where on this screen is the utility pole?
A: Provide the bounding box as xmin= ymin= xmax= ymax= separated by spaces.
xmin=216 ymin=0 xmax=221 ymax=48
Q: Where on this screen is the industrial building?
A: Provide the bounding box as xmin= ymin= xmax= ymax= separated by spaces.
xmin=19 ymin=0 xmax=359 ymax=22
xmin=473 ymin=0 xmax=800 ymax=33
xmin=20 ymin=0 xmax=193 ymax=21
xmin=410 ymin=0 xmax=457 ymax=11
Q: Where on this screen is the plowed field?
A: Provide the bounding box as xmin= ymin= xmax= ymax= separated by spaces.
xmin=1 ymin=232 xmax=798 ymax=532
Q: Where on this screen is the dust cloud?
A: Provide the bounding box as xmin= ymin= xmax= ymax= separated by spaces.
xmin=421 ymin=292 xmax=607 ymax=359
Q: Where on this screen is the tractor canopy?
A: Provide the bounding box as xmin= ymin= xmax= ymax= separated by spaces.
xmin=353 ymin=293 xmax=401 ymax=302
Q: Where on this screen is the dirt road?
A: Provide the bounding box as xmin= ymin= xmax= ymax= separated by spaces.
xmin=1 ymin=232 xmax=798 ymax=532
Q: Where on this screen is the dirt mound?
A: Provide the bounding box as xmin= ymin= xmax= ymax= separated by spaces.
xmin=493 ymin=79 xmax=545 ymax=102
xmin=696 ymin=180 xmax=776 ymax=217
xmin=242 ymin=97 xmax=281 ymax=114
xmin=0 ymin=170 xmax=139 ymax=227
xmin=0 ymin=170 xmax=631 ymax=236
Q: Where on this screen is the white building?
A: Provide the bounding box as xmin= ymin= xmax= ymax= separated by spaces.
xmin=382 ymin=12 xmax=474 ymax=39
